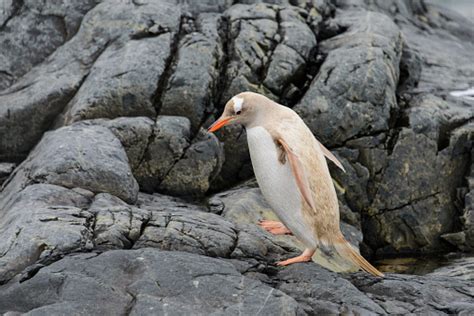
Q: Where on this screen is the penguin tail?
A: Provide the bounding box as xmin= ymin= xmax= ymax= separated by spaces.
xmin=330 ymin=234 xmax=384 ymax=277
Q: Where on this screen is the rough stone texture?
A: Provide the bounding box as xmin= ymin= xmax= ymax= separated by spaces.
xmin=294 ymin=10 xmax=402 ymax=147
xmin=0 ymin=249 xmax=304 ymax=315
xmin=0 ymin=0 xmax=182 ymax=161
xmin=0 ymin=184 xmax=93 ymax=284
xmin=364 ymin=95 xmax=472 ymax=256
xmin=60 ymin=35 xmax=169 ymax=123
xmin=158 ymin=129 xmax=224 ymax=196
xmin=349 ymin=272 xmax=474 ymax=315
xmin=135 ymin=116 xmax=192 ymax=192
xmin=0 ymin=0 xmax=473 ymax=314
xmin=82 ymin=117 xmax=155 ymax=171
xmin=0 ymin=162 xmax=15 ymax=186
xmin=160 ymin=13 xmax=222 ymax=132
xmin=428 ymin=256 xmax=474 ymax=281
xmin=0 ymin=0 xmax=99 ymax=90
xmin=1 ymin=124 xmax=139 ymax=205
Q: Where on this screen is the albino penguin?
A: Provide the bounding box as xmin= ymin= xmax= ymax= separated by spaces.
xmin=208 ymin=92 xmax=383 ymax=277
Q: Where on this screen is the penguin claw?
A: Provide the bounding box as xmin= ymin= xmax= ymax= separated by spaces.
xmin=257 ymin=220 xmax=292 ymax=235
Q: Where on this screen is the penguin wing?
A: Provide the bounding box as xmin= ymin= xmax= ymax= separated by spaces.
xmin=316 ymin=140 xmax=345 ymax=172
xmin=277 ymin=137 xmax=317 ymax=211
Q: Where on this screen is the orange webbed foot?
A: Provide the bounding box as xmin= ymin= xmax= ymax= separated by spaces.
xmin=258 ymin=220 xmax=292 ymax=235
xmin=276 ymin=248 xmax=315 ymax=266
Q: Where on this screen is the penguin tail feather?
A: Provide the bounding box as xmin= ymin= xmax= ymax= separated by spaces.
xmin=332 ymin=235 xmax=384 ymax=278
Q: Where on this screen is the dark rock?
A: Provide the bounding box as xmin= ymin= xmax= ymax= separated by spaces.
xmin=212 ymin=3 xmax=317 ymax=189
xmin=275 ymin=264 xmax=385 ymax=315
xmin=0 ymin=249 xmax=304 ymax=315
xmin=135 ymin=116 xmax=192 ymax=192
xmin=0 ymin=0 xmax=98 ymax=90
xmin=0 ymin=184 xmax=93 ymax=284
xmin=349 ymin=272 xmax=474 ymax=314
xmin=0 ymin=0 xmax=182 ymax=161
xmin=60 ymin=34 xmax=172 ymax=123
xmin=160 ymin=13 xmax=222 ymax=132
xmin=89 ymin=193 xmax=150 ymax=250
xmin=210 ymin=124 xmax=253 ymax=190
xmin=134 ymin=210 xmax=237 ymax=258
xmin=0 ymin=0 xmax=473 ymax=313
xmin=158 ymin=128 xmax=224 ymax=196
xmin=365 ymin=96 xmax=473 ymax=255
xmin=294 ymin=10 xmax=402 ymax=146
xmin=82 ymin=117 xmax=155 ymax=171
xmin=1 ymin=124 xmax=138 ymax=204
xmin=428 ymin=256 xmax=474 ymax=281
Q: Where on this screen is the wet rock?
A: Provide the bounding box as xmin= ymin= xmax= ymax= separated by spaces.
xmin=0 ymin=249 xmax=304 ymax=315
xmin=349 ymin=272 xmax=474 ymax=314
xmin=428 ymin=256 xmax=474 ymax=281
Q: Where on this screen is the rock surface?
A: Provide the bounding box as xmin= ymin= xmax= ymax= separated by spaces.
xmin=0 ymin=0 xmax=473 ymax=314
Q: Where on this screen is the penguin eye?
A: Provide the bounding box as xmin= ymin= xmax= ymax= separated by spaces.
xmin=232 ymin=96 xmax=244 ymax=116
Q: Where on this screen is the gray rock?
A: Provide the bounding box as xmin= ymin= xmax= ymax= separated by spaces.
xmin=160 ymin=13 xmax=222 ymax=132
xmin=0 ymin=162 xmax=15 ymax=186
xmin=428 ymin=256 xmax=474 ymax=281
xmin=90 ymin=193 xmax=150 ymax=250
xmin=349 ymin=272 xmax=474 ymax=315
xmin=275 ymin=264 xmax=385 ymax=315
xmin=134 ymin=116 xmax=192 ymax=192
xmin=60 ymin=34 xmax=173 ymax=123
xmin=294 ymin=10 xmax=402 ymax=147
xmin=0 ymin=0 xmax=98 ymax=90
xmin=159 ymin=129 xmax=224 ymax=196
xmin=1 ymin=124 xmax=138 ymax=204
xmin=0 ymin=249 xmax=304 ymax=315
xmin=81 ymin=117 xmax=155 ymax=171
xmin=137 ymin=192 xmax=207 ymax=213
xmin=210 ymin=124 xmax=253 ymax=190
xmin=0 ymin=0 xmax=182 ymax=161
xmin=365 ymin=95 xmax=473 ymax=255
xmin=0 ymin=184 xmax=93 ymax=284
xmin=211 ymin=3 xmax=317 ymax=190
xmin=135 ymin=209 xmax=237 ymax=258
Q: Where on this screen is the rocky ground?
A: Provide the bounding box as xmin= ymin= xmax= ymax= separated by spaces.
xmin=0 ymin=0 xmax=473 ymax=314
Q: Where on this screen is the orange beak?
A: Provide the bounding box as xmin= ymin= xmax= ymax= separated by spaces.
xmin=207 ymin=116 xmax=234 ymax=132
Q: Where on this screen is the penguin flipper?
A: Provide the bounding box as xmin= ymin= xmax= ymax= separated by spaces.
xmin=277 ymin=138 xmax=316 ymax=211
xmin=316 ymin=140 xmax=346 ymax=172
